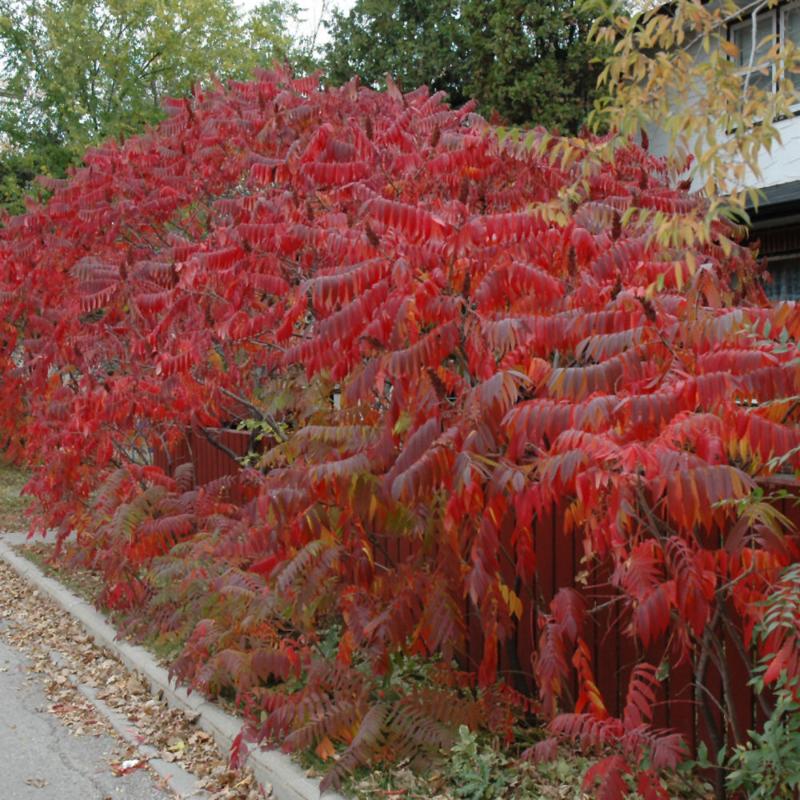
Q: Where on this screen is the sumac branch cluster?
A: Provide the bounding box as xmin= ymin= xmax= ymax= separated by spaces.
xmin=2 ymin=68 xmax=800 ymax=796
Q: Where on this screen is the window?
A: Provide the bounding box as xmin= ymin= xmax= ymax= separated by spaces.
xmin=764 ymin=254 xmax=800 ymax=300
xmin=782 ymin=1 xmax=800 ymax=91
xmin=730 ymin=11 xmax=777 ymax=93
xmin=728 ymin=2 xmax=800 ymax=98
xmin=783 ymin=2 xmax=800 ymax=47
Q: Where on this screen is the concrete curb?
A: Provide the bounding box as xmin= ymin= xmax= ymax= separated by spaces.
xmin=0 ymin=539 xmax=344 ymax=800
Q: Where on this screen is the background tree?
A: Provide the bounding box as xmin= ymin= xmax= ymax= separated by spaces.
xmin=323 ymin=0 xmax=603 ymax=130
xmin=0 ymin=0 xmax=303 ymax=212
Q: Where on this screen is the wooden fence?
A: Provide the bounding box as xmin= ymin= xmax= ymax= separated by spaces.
xmin=152 ymin=427 xmax=254 ymax=501
xmin=152 ymin=428 xmax=800 ymax=771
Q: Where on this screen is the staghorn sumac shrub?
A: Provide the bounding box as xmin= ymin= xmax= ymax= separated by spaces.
xmin=3 ymin=67 xmax=800 ymax=795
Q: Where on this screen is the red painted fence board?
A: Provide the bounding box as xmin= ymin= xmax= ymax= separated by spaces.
xmin=152 ymin=428 xmax=253 ymax=502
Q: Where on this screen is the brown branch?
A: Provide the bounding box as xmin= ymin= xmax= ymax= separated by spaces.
xmin=708 ymin=627 xmax=744 ymax=747
xmin=694 ymin=604 xmax=727 ymax=800
xmin=218 ymin=387 xmax=288 ymax=444
xmin=196 ymin=426 xmax=242 ymax=463
xmin=154 ymin=434 xmax=171 ymax=472
xmin=719 ymin=605 xmax=773 ymax=720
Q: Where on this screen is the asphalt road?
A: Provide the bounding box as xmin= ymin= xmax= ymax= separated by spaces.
xmin=0 ymin=636 xmax=171 ymax=800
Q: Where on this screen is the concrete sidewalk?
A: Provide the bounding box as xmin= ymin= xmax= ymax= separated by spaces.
xmin=0 ymin=534 xmax=341 ymax=800
xmin=0 ymin=632 xmax=171 ymax=800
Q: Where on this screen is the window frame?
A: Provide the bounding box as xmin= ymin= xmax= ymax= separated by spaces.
xmin=762 ymin=251 xmax=800 ymax=301
xmin=729 ymin=8 xmax=778 ymax=95
xmin=780 ymin=0 xmax=800 ymax=107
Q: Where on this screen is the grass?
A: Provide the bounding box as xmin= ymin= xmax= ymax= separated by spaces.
xmin=9 ymin=539 xmax=182 ymax=664
xmin=0 ymin=459 xmax=30 ymax=531
xmin=0 ymin=458 xmax=102 ymax=606
xmin=13 ymin=541 xmax=103 ymax=605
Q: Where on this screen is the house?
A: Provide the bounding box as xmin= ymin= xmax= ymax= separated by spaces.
xmin=646 ymin=0 xmax=800 ymax=299
xmin=735 ymin=0 xmax=800 ymax=299
xmin=749 ymin=181 xmax=800 ymax=300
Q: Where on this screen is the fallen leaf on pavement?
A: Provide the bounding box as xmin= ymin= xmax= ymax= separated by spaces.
xmin=111 ymin=757 xmax=146 ymax=776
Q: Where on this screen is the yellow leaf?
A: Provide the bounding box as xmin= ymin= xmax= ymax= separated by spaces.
xmin=393 ymin=411 xmax=412 ymax=435
xmin=721 ymin=40 xmax=739 ymax=58
xmin=362 ymin=541 xmax=374 ymax=568
xmin=498 ymin=583 xmax=523 ymax=620
xmin=319 ymin=525 xmax=335 ymax=545
xmin=674 ymin=261 xmax=684 ymax=291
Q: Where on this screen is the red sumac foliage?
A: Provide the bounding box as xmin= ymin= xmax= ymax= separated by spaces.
xmin=3 ymin=67 xmax=800 ymax=791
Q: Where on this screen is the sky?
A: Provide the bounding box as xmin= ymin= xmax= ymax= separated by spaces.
xmin=293 ymin=0 xmax=356 ymax=44
xmin=240 ymin=0 xmax=357 ymax=46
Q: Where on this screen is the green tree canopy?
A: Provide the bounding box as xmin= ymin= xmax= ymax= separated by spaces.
xmin=0 ymin=0 xmax=302 ymax=212
xmin=323 ymin=0 xmax=604 ymax=131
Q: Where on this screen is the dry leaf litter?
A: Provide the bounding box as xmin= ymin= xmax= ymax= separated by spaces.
xmin=8 ymin=546 xmax=590 ymax=800
xmin=0 ymin=557 xmax=266 ymax=800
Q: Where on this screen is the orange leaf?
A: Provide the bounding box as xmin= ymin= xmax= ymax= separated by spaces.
xmin=315 ymin=736 xmax=336 ymax=761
